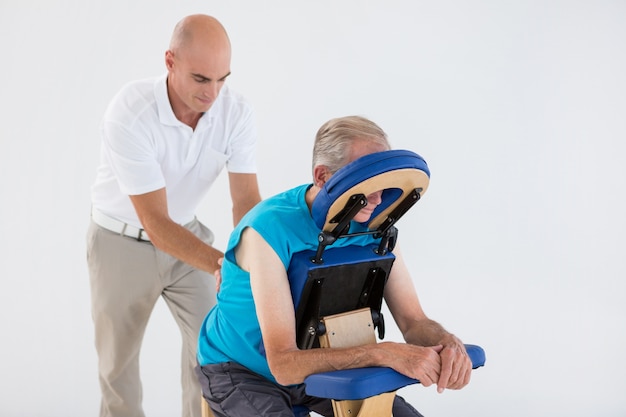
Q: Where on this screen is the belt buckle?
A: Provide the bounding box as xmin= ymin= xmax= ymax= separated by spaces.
xmin=121 ymin=222 xmax=147 ymax=241
xmin=136 ymin=228 xmax=148 ymax=242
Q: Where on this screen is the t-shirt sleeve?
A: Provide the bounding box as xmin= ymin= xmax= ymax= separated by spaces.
xmin=101 ymin=120 xmax=166 ymax=196
xmin=225 ymin=102 xmax=258 ymax=174
xmin=224 ymin=205 xmax=292 ymax=271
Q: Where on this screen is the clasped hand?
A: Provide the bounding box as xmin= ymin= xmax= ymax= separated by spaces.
xmin=384 ymin=341 xmax=472 ymax=393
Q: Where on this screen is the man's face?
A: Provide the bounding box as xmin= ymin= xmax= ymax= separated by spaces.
xmin=353 ymin=190 xmax=384 ymax=223
xmin=166 ymin=43 xmax=231 ymax=115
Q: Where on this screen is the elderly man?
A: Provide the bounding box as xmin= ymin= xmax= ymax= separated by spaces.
xmin=87 ymin=15 xmax=261 ymax=417
xmin=196 ymin=116 xmax=472 ymax=417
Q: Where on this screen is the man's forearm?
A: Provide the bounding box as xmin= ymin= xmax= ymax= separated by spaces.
xmin=267 ymin=343 xmax=388 ymax=386
xmin=146 ymin=219 xmax=223 ymax=274
xmin=402 ymin=318 xmax=459 ymax=347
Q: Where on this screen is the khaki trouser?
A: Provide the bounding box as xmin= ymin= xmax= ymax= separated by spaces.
xmin=87 ymin=218 xmax=216 ymax=417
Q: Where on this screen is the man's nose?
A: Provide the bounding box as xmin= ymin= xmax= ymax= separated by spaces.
xmin=367 ymin=191 xmax=383 ymax=205
xmin=202 ymin=83 xmax=219 ymax=100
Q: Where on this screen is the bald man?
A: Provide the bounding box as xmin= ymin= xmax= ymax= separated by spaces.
xmin=87 ymin=15 xmax=261 ymax=417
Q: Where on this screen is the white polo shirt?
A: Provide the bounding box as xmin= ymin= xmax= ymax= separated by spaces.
xmin=91 ymin=74 xmax=257 ymax=228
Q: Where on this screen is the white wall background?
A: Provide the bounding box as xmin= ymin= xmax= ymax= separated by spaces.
xmin=1 ymin=1 xmax=625 ymax=416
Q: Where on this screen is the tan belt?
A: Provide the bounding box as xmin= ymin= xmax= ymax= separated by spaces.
xmin=91 ymin=208 xmax=151 ymax=242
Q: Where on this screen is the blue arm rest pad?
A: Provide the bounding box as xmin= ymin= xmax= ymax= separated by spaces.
xmin=303 ymin=344 xmax=486 ymax=400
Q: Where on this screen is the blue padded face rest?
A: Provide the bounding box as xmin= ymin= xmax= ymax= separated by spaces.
xmin=311 ymin=149 xmax=430 ymax=232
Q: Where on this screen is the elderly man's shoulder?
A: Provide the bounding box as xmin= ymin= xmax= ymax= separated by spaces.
xmin=247 ymin=185 xmax=309 ymax=224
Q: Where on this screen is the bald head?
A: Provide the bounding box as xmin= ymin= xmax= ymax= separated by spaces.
xmin=165 ymin=15 xmax=233 ymax=127
xmin=169 ymin=14 xmax=231 ymax=57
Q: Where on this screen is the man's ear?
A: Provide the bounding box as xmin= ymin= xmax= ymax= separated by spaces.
xmin=165 ymin=50 xmax=175 ymax=70
xmin=313 ymin=165 xmax=331 ymax=188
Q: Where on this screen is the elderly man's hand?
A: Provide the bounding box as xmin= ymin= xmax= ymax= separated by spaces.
xmin=379 ymin=342 xmax=444 ymax=388
xmin=436 ymin=337 xmax=472 ymax=393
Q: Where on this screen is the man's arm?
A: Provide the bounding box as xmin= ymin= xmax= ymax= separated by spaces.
xmin=129 ymin=173 xmax=259 ymax=276
xmin=228 ymin=172 xmax=261 ymax=226
xmin=236 ymin=227 xmax=445 ymax=387
xmin=384 ymin=245 xmax=473 ymax=392
xmin=130 ymin=188 xmax=224 ymax=274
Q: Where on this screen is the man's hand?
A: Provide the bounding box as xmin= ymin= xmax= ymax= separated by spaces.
xmin=215 ymin=258 xmax=223 ymax=293
xmin=382 ymin=343 xmax=444 ymax=388
xmin=436 ymin=339 xmax=472 ymax=393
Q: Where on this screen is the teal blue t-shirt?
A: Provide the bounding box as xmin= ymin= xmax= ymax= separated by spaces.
xmin=197 ymin=184 xmax=377 ymax=383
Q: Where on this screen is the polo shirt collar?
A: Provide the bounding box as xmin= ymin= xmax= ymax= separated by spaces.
xmin=154 ymin=74 xmax=181 ymax=126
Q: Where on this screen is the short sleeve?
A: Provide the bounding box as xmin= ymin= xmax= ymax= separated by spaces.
xmin=101 ymin=120 xmax=166 ymax=196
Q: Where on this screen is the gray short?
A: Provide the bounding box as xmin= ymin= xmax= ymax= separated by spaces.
xmin=196 ymin=362 xmax=424 ymax=417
